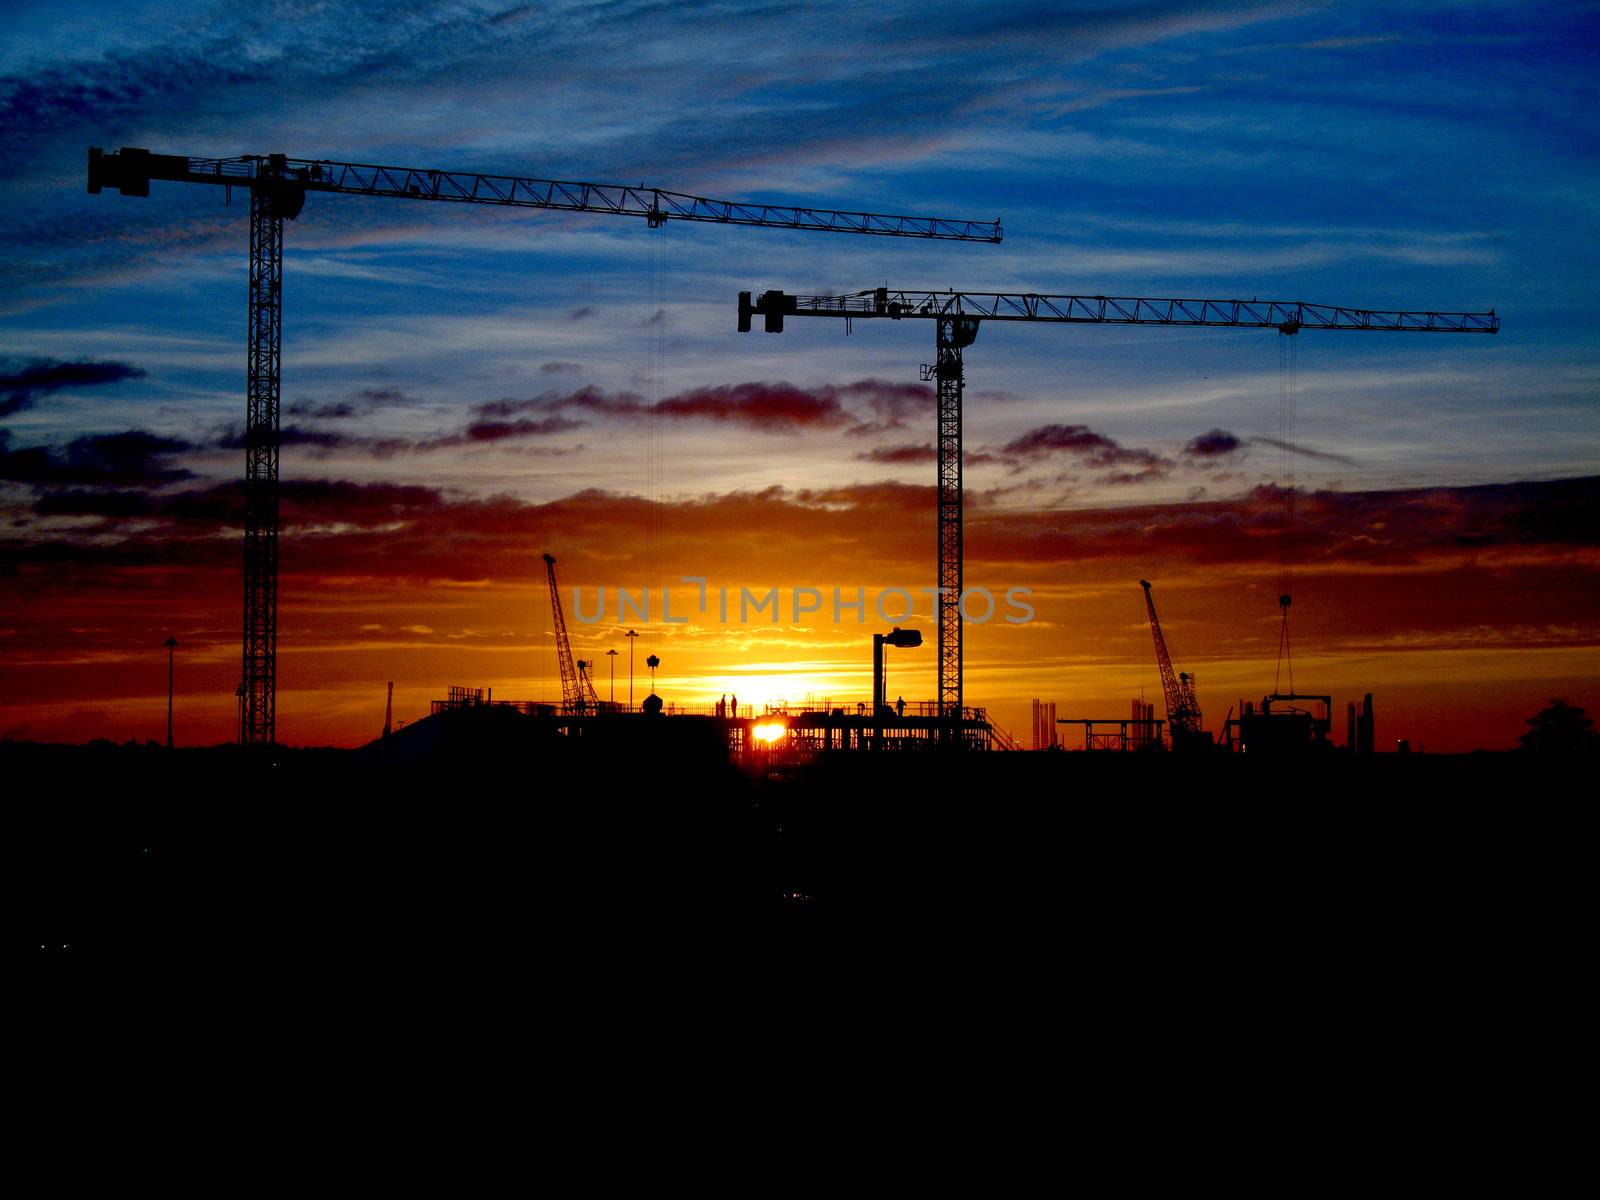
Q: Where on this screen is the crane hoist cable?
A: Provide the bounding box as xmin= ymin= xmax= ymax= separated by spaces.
xmin=1275 ymin=328 xmax=1298 ymax=695
xmin=646 ymin=222 xmax=668 ymax=603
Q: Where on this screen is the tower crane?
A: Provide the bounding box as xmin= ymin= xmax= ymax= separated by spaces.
xmin=87 ymin=148 xmax=1001 ymax=746
xmin=544 ymin=553 xmax=601 ymax=716
xmin=739 ymin=287 xmax=1499 ymax=729
xmin=1140 ymin=580 xmax=1204 ymax=750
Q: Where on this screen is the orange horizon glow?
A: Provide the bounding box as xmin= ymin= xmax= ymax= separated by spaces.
xmin=5 ymin=476 xmax=1596 ymax=754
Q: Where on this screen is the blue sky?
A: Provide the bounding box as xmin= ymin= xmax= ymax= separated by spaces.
xmin=4 ymin=1 xmax=1595 ymax=510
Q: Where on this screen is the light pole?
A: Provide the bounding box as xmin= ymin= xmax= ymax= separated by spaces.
xmin=873 ymin=627 xmax=922 ymax=750
xmin=235 ymin=680 xmax=245 ymax=745
xmin=606 ymin=648 xmax=618 ymax=704
xmin=163 ymin=636 xmax=178 ymax=749
xmin=625 ymin=628 xmax=639 ymax=709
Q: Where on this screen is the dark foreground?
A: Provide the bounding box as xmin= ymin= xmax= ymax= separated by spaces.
xmin=17 ymin=727 xmax=1583 ymax=964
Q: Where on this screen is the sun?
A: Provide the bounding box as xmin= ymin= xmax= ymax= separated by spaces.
xmin=751 ymin=722 xmax=786 ymax=744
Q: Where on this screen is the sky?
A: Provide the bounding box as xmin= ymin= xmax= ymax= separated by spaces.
xmin=1 ymin=0 xmax=1596 ymax=751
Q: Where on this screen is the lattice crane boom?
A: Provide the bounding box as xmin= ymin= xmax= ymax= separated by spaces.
xmin=740 ymin=286 xmax=1498 ymax=725
xmin=1141 ymin=580 xmax=1200 ymax=740
xmin=743 ymin=287 xmax=1499 ymax=333
xmin=544 ymin=554 xmax=599 ymax=715
xmin=88 ymin=149 xmax=1004 ymax=241
xmin=87 ymin=148 xmax=1000 ymax=746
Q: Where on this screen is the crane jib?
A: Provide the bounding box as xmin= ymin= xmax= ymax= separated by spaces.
xmin=738 ymin=288 xmax=1498 ymax=334
xmin=86 ymin=147 xmax=1003 ymax=242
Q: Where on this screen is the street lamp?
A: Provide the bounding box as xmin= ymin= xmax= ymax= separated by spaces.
xmin=873 ymin=627 xmax=922 ymax=750
xmin=163 ymin=636 xmax=178 ymax=749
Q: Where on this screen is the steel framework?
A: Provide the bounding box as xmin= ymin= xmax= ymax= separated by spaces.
xmin=1140 ymin=580 xmax=1201 ymax=742
xmin=922 ymin=318 xmax=979 ymax=718
xmin=241 ymin=185 xmax=285 ymax=745
xmin=544 ymin=553 xmax=600 ymax=715
xmin=88 ymin=148 xmax=999 ymax=745
xmin=740 ymin=287 xmax=1498 ymax=728
xmin=771 ymin=288 xmax=1498 ymax=332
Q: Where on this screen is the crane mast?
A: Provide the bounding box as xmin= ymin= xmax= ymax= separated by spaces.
xmin=87 ymin=148 xmax=999 ymax=746
xmin=740 ymin=287 xmax=1498 ymax=739
xmin=1141 ymin=580 xmax=1201 ymax=744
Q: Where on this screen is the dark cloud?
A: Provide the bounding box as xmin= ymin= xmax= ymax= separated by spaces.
xmin=968 ymin=477 xmax=1600 ymax=572
xmin=655 ymin=383 xmax=851 ymax=431
xmin=999 ymin=423 xmax=1172 ymax=482
xmin=0 ymin=359 xmax=146 ymax=417
xmin=32 ymin=488 xmax=156 ymax=518
xmin=858 ymin=442 xmax=937 ymax=464
xmin=1184 ymin=428 xmax=1245 ymax=458
xmin=457 ymin=415 xmax=586 ymax=443
xmin=858 ymin=441 xmax=1001 ymax=467
xmin=473 ymin=379 xmax=939 ymax=435
xmin=1249 ymin=436 xmax=1358 ymax=467
xmin=286 ymin=400 xmax=363 ymax=420
xmin=540 ymin=362 xmax=581 ymax=375
xmin=476 ymin=387 xmax=635 ymax=422
xmin=216 ymin=425 xmax=353 ymax=452
xmin=840 ymin=380 xmax=935 ymax=437
xmin=285 ymin=387 xmax=419 ymax=420
xmin=211 ymin=412 xmax=583 ymax=458
xmin=0 ymin=429 xmax=191 ymax=487
xmin=13 ymin=472 xmax=1594 ymax=589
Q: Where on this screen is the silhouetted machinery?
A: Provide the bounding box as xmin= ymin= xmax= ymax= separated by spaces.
xmin=87 ymin=148 xmax=1000 ymax=745
xmin=1139 ymin=580 xmax=1213 ymax=751
xmin=740 ymin=286 xmax=1498 ymax=733
xmin=1226 ymin=693 xmax=1334 ymax=753
xmin=544 ymin=553 xmax=601 ymax=716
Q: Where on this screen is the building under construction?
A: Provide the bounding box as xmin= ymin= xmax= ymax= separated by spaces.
xmin=378 ymin=554 xmax=1021 ymax=765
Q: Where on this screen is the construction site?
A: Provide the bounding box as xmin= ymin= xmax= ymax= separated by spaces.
xmin=63 ymin=146 xmax=1508 ymax=773
xmin=22 ymin=140 xmax=1538 ymax=948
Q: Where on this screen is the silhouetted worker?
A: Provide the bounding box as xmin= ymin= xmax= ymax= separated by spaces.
xmin=731 ymin=693 xmax=738 ymax=719
xmin=897 ymin=695 xmax=905 ymax=718
xmin=719 ymin=693 xmax=727 ymax=717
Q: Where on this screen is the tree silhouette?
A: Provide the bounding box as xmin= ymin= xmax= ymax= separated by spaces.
xmin=1518 ymin=699 xmax=1599 ymax=753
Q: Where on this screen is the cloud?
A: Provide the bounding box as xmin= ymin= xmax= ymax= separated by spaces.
xmin=0 ymin=359 xmax=146 ymax=417
xmin=211 ymin=412 xmax=585 ymax=458
xmin=285 ymin=386 xmax=418 ymax=420
xmin=475 ymin=380 xmax=918 ymax=435
xmin=857 ymin=441 xmax=1001 ymax=467
xmin=857 ymin=442 xmax=937 ymax=464
xmin=1184 ymin=429 xmax=1245 ymax=459
xmin=10 ymin=470 xmax=1596 ymax=593
xmin=655 ymin=383 xmax=851 ymax=431
xmin=286 ymin=400 xmax=364 ymax=420
xmin=216 ymin=424 xmax=351 ymax=452
xmin=457 ymin=415 xmax=587 ymax=443
xmin=0 ymin=428 xmax=191 ymax=487
xmin=999 ymin=423 xmax=1172 ymax=482
xmin=839 ymin=380 xmax=934 ymax=437
xmin=1249 ymin=436 xmax=1358 ymax=467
